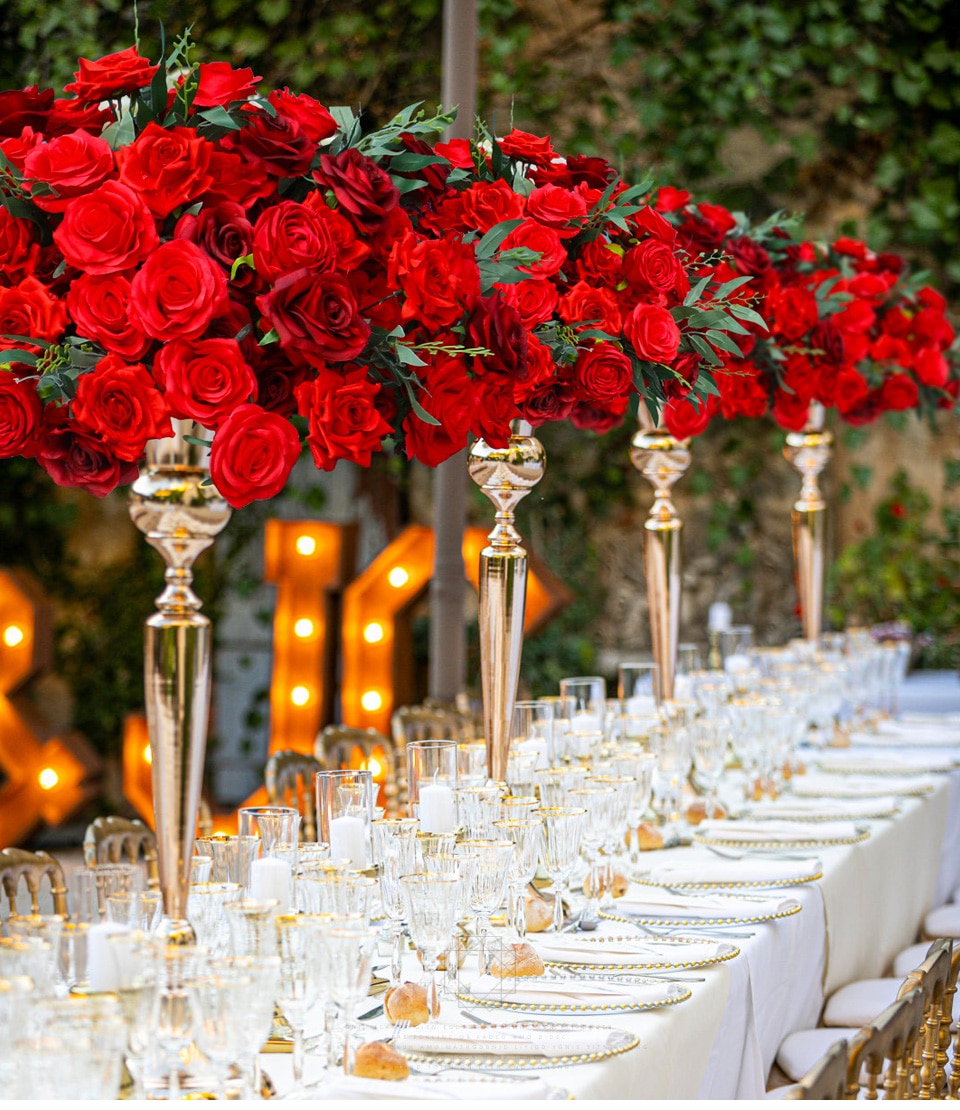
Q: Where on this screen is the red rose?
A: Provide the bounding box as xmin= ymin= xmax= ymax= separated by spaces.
xmin=53 ymin=180 xmax=160 ymax=275
xmin=116 ymin=122 xmax=214 ymax=218
xmin=572 ymin=343 xmax=634 ymax=404
xmin=632 ymin=205 xmax=678 ymax=244
xmin=209 ymin=402 xmax=301 ymax=508
xmin=253 ymin=347 xmax=312 ymax=417
xmin=389 ymin=231 xmax=479 ymax=330
xmin=433 ymin=138 xmax=473 ymax=169
xmin=193 ymin=62 xmax=262 ymax=108
xmin=655 ymin=186 xmax=692 ymax=213
xmin=575 ymin=238 xmax=623 ymax=288
xmin=256 ymin=270 xmax=371 ymax=367
xmin=726 ymin=237 xmax=772 ymax=277
xmin=37 ymin=408 xmax=138 ymax=497
xmin=913 ymin=347 xmax=949 ymax=389
xmin=268 ymin=89 xmax=338 ymax=144
xmin=402 ymin=351 xmax=474 ymax=467
xmin=223 ymin=106 xmax=314 ymax=177
xmin=0 ymin=277 xmax=68 ymax=350
xmin=314 ymin=148 xmax=401 ymax=231
xmin=296 ymin=368 xmax=392 ymax=470
xmin=916 ymin=286 xmax=947 ymax=313
xmin=459 ymin=180 xmax=525 ymax=234
xmin=1 ymin=128 xmax=43 ymax=172
xmin=912 ymin=306 xmax=955 ymax=347
xmin=498 ymin=128 xmax=555 ymax=166
xmin=834 ymin=369 xmax=871 ymax=416
xmin=663 ymin=393 xmax=717 ymax=439
xmin=623 ymin=303 xmax=681 ymax=363
xmin=23 ymin=129 xmax=114 ymax=213
xmin=44 ymin=98 xmax=113 ymax=137
xmin=500 ymin=219 xmax=566 ymax=278
xmin=350 ymin=268 xmax=402 ymax=331
xmin=470 ymin=374 xmax=517 ymax=446
xmin=0 ymin=87 xmax=55 ymax=137
xmin=66 ymin=273 xmax=151 ymax=359
xmin=303 ymin=193 xmax=370 ymax=270
xmin=252 ymin=201 xmax=338 ymax=283
xmin=569 ymin=395 xmax=629 ymax=434
xmin=467 ymin=294 xmax=529 ymax=380
xmin=175 ymin=202 xmax=260 ymax=297
xmin=879 ymin=374 xmax=919 ymax=412
xmin=63 ymin=46 xmax=159 ymax=102
xmin=832 ymin=237 xmax=869 ymax=260
xmin=129 ymin=240 xmax=228 ymax=341
xmin=497 ymin=278 xmax=558 ymax=329
xmin=155 ymin=337 xmax=257 ymax=428
xmin=662 ymin=352 xmax=701 ymax=400
xmin=0 ymin=208 xmax=40 ymax=284
xmin=0 ymin=371 xmax=43 ymax=457
xmin=622 ymin=239 xmax=684 ymax=296
xmin=71 ymin=354 xmax=172 ymax=460
xmin=716 ymin=361 xmax=769 ymax=419
xmin=526 ymin=184 xmax=587 ymax=237
xmin=559 ymin=281 xmax=622 ymax=335
xmin=681 ymin=202 xmax=737 ymax=250
xmin=199 ymin=149 xmax=273 ymax=208
xmin=771 ymin=388 xmax=811 ymax=433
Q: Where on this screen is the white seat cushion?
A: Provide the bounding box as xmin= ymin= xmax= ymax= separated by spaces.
xmin=925 ymin=903 xmax=960 ymax=938
xmin=893 ymin=942 xmax=930 ymax=977
xmin=822 ymin=978 xmax=899 ymax=1027
xmin=764 ymin=1083 xmax=801 ymax=1098
xmin=777 ymin=1027 xmax=858 ymax=1082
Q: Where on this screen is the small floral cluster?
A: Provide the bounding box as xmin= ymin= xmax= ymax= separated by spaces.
xmin=653 ymin=191 xmax=958 ymax=440
xmin=0 ymin=38 xmax=753 ymax=508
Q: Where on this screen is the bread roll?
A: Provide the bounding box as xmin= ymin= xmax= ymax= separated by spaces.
xmin=685 ymin=799 xmax=728 ymax=825
xmin=635 ymin=822 xmax=664 ymax=850
xmin=488 ymin=941 xmax=545 ymax=978
xmin=353 ymin=1040 xmax=410 ymax=1081
xmin=582 ymin=870 xmax=629 ymax=898
xmin=383 ymin=981 xmax=429 ymax=1026
xmin=523 ymin=891 xmax=554 ymax=933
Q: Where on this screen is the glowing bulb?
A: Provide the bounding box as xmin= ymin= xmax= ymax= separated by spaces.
xmin=38 ymin=767 xmax=59 ymax=790
xmin=294 ymin=618 xmax=314 ymax=638
xmin=361 ymin=690 xmax=383 ymax=712
xmin=291 ymin=685 xmax=311 ymax=707
xmin=363 ymin=622 xmax=384 ymax=644
xmin=365 ymin=757 xmax=382 ymax=778
xmin=295 ymin=535 xmax=316 ymax=556
xmin=3 ymin=624 xmax=24 ymax=647
xmin=387 ymin=566 xmax=409 ymax=588
xmin=144 ymin=745 xmax=152 ymax=765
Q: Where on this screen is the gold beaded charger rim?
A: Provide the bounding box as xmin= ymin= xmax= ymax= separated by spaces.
xmin=599 ymin=901 xmax=803 ymax=927
xmin=540 ymin=935 xmax=740 ymax=971
xmin=692 ymin=827 xmax=870 ymax=850
xmin=398 ymin=1021 xmax=640 ymax=1070
xmin=817 ymin=762 xmax=958 ymax=776
xmin=631 ymin=870 xmax=823 ymax=891
xmin=455 ymin=982 xmax=691 ymax=1015
xmin=740 ymin=805 xmax=900 ymax=820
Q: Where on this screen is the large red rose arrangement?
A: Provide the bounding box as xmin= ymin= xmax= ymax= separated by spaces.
xmin=0 ymin=40 xmax=755 ymax=508
xmin=652 ymin=191 xmax=959 ymax=440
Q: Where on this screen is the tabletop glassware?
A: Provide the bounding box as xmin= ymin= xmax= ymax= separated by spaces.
xmin=275 ymin=914 xmax=329 ymax=1086
xmin=106 ymin=890 xmax=163 ymax=933
xmin=155 ymin=944 xmax=209 ymax=1101
xmin=456 ymin=838 xmax=514 ymax=973
xmin=106 ymin=931 xmax=164 ymax=1100
xmin=4 ymin=919 xmax=62 ymax=996
xmin=407 ymin=740 xmax=458 ymax=833
xmin=512 ymin=699 xmax=556 ymax=770
xmin=373 ymin=820 xmax=420 ymax=985
xmin=195 ymin=834 xmax=261 ymax=892
xmin=492 ymin=816 xmax=544 ymax=937
xmin=456 ymin=782 xmax=503 ymax=838
xmin=611 ymin=746 xmax=657 ymax=860
xmin=691 ymin=717 xmax=731 ymax=819
xmin=536 ymin=764 xmax=589 ymax=807
xmin=190 ymin=855 xmax=213 ymax=884
xmin=209 ymin=953 xmax=281 ymax=1099
xmin=586 ymin=773 xmax=635 ymax=905
xmin=457 ymin=740 xmax=488 ymax=786
xmin=224 ymin=898 xmax=280 ymax=958
xmin=187 ymin=882 xmax=243 ymax=957
xmin=655 ymin=705 xmax=694 ymax=824
xmin=190 ymin=970 xmax=256 ymax=1099
xmin=569 ymin=785 xmax=616 ymax=920
xmin=316 ymin=770 xmax=374 ymax=869
xmin=538 ymin=806 xmax=586 ymax=933
xmin=400 ymin=873 xmax=460 ymax=1021
xmin=324 ymin=924 xmax=378 ymax=1075
xmin=618 ymin=661 xmax=661 ymax=713
xmin=238 ymin=805 xmax=301 ymax=857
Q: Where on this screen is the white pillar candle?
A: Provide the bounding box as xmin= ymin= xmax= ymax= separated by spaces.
xmin=418 ymin=782 xmax=456 ymax=833
xmin=328 ymin=814 xmax=367 ymax=869
xmin=708 ymin=602 xmax=732 ymax=632
xmin=87 ymin=921 xmax=130 ymax=992
xmin=571 ymin=710 xmax=602 ymax=733
xmin=625 ymin=694 xmax=658 ymax=717
xmin=249 ymin=856 xmax=293 ymax=913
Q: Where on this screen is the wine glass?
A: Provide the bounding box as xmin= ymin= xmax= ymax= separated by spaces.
xmin=569 ymin=785 xmax=616 ymax=920
xmin=190 ymin=971 xmax=255 ymax=1099
xmin=372 ymin=820 xmax=420 ymax=985
xmin=586 ymin=773 xmax=635 ymax=906
xmin=611 ymin=747 xmax=657 ymax=863
xmin=209 ymin=954 xmax=281 ymax=1100
xmin=399 ymin=873 xmax=460 ymax=1020
xmin=456 ymin=839 xmax=514 ymax=973
xmin=691 ymin=718 xmax=731 ymax=819
xmin=323 ymin=923 xmax=378 ymax=1075
xmin=492 ymin=817 xmax=543 ymax=937
xmin=155 ymin=944 xmax=208 ymax=1101
xmin=275 ymin=914 xmax=329 ymax=1086
xmin=538 ymin=806 xmax=586 ymax=933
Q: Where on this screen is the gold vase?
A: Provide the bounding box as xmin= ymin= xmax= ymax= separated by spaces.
xmin=129 ymin=421 xmax=231 ymax=942
xmin=629 ymin=406 xmax=691 ymax=701
xmin=467 ymin=428 xmax=545 ymax=782
xmin=783 ymin=403 xmax=832 ymax=642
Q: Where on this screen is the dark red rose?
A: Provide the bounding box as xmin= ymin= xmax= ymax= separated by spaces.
xmin=913 ymin=347 xmax=949 ymax=389
xmin=63 ymin=46 xmax=160 ymax=102
xmin=66 ymin=273 xmax=151 ymax=359
xmin=37 ymin=408 xmax=138 ymax=496
xmin=716 ymin=361 xmax=769 ymax=419
xmin=175 ymin=202 xmax=260 ymax=297
xmin=623 ymin=303 xmax=681 ymax=363
xmin=129 ymin=240 xmax=227 ymax=341
xmin=771 ymin=388 xmax=811 ymax=432
xmin=681 ymin=202 xmax=737 ymax=250
xmin=558 ymin=281 xmax=622 ymax=335
xmin=0 ymin=276 xmax=68 ymax=351
xmin=296 ymin=367 xmax=392 ymax=470
xmin=44 ymin=98 xmax=114 ymax=137
xmin=401 ymin=351 xmax=473 ymax=467
xmin=0 ymin=87 xmax=55 ymax=137
xmin=314 ymin=147 xmax=401 ymax=231
xmin=526 ymin=184 xmax=587 ymax=237
xmin=575 ymin=238 xmax=623 ymax=289
xmin=726 ymin=237 xmax=772 ymax=277
xmin=497 ymin=277 xmax=558 ymax=329
xmin=780 ymin=355 xmax=819 ymax=405
xmin=467 ymin=294 xmax=529 ymax=380
xmin=363 ymin=205 xmax=412 ymax=267
xmin=223 ymin=106 xmax=314 ymax=177
xmin=622 ymin=239 xmax=684 ymax=296
xmin=834 ymin=368 xmax=871 ymax=416
xmin=349 ymin=268 xmax=402 ymax=331
xmin=517 ymin=378 xmax=577 ymax=427
xmin=116 ymin=122 xmax=214 ymax=218
xmin=563 ymin=155 xmax=616 ymax=189
xmin=663 ymin=393 xmax=717 ymax=439
xmin=23 ymin=129 xmax=114 ymax=213
xmin=53 ymin=179 xmax=160 ymax=275
xmin=879 ymin=374 xmax=919 ymax=412
xmin=572 ymin=343 xmax=633 ymax=405
xmin=881 ymin=306 xmax=912 ymax=339
xmin=470 ymin=374 xmax=517 ymax=446
xmin=459 ymin=180 xmax=525 ymax=234
xmin=193 ymin=62 xmax=262 ymax=108
xmin=569 ymin=394 xmax=629 ymax=434
xmin=0 ymin=371 xmax=43 ymax=457
xmin=209 ymin=402 xmax=301 ymax=508
xmin=71 ymin=354 xmax=171 ymax=460
xmin=497 ymin=128 xmax=555 ymax=166
xmin=662 ymin=352 xmax=701 ymax=400
xmin=155 ymin=337 xmax=257 ymax=428
xmin=389 ymin=231 xmax=479 ymax=330
xmin=394 ymin=133 xmax=451 ymax=195
xmin=253 ymin=347 xmax=312 ymax=417
xmin=808 ymin=321 xmax=848 ymax=371
xmin=251 ymin=201 xmax=338 ymax=283
xmin=303 ymin=192 xmax=371 ymax=270
xmin=500 ymin=219 xmax=566 ymax=278
xmin=256 ymin=270 xmax=371 ymax=367
xmin=0 ymin=208 xmax=40 ymax=285
xmin=268 ymin=89 xmax=338 ymax=144
xmin=198 ymin=149 xmax=274 ymax=208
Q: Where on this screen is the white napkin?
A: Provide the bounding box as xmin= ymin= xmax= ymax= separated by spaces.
xmin=644 ymin=856 xmax=821 ymax=885
xmin=298 ymin=1074 xmax=556 ymax=1100
xmin=791 ymin=772 xmax=935 ymax=799
xmin=698 ymin=818 xmax=863 ymax=843
xmin=616 ymin=885 xmax=799 ymax=918
xmin=816 ymin=749 xmax=957 ymax=774
xmin=853 ymin=729 xmax=960 ymax=749
xmin=459 ymin=974 xmax=678 ymax=1011
xmin=876 ymin=719 xmax=960 ymax=742
xmin=396 ymin=1019 xmax=622 ymax=1056
xmin=744 ymin=795 xmax=899 ymax=820
xmin=530 ymin=934 xmax=733 ymax=966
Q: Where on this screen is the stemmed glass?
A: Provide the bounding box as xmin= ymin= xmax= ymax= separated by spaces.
xmin=618 ymin=661 xmax=661 ymax=713
xmin=539 ymin=806 xmax=586 ymax=933
xmin=323 ymin=924 xmax=379 ymax=1075
xmin=492 ymin=817 xmax=543 ymax=937
xmin=456 ymin=839 xmax=514 ymax=973
xmin=587 ymin=773 xmax=635 ymax=905
xmin=275 ymin=914 xmax=328 ymax=1086
xmin=691 ymin=718 xmax=731 ymax=819
xmin=655 ymin=706 xmax=693 ymax=824
xmin=611 ymin=747 xmax=657 ymax=864
xmin=400 ymin=873 xmax=460 ymax=1020
xmin=210 ymin=954 xmax=281 ymax=1100
xmin=373 ymin=819 xmax=420 ymax=985
xmin=512 ymin=699 xmax=556 ymax=772
xmin=569 ymin=785 xmax=616 ymax=920
xmin=155 ymin=944 xmax=208 ymax=1101
xmin=190 ymin=971 xmax=255 ymax=1099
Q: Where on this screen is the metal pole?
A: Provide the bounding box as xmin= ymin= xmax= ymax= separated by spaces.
xmin=428 ymin=0 xmax=477 ymax=702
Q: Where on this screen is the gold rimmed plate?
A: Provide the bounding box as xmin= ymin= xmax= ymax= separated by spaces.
xmin=693 ymin=824 xmax=870 ymax=851
xmin=456 ymin=977 xmax=690 ymax=1015
xmin=631 ymin=869 xmax=822 ymax=892
xmin=600 ymin=900 xmax=802 ymax=928
xmin=536 ymin=933 xmax=739 ymax=971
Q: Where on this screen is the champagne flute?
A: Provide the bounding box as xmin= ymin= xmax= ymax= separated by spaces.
xmin=538 ymin=806 xmax=586 ymax=933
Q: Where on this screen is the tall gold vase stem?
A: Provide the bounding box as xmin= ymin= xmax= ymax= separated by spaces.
xmin=629 ymin=412 xmax=691 ymax=701
xmin=783 ymin=405 xmax=832 ymax=643
xmin=129 ymin=423 xmax=231 ymax=942
xmin=468 ymin=431 xmax=545 ymax=782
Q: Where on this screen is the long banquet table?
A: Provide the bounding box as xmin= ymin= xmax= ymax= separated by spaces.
xmin=266 ymin=718 xmax=960 ymax=1100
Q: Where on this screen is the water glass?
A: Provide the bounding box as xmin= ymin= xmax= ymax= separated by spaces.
xmin=457 ymin=839 xmax=514 ymax=972
xmin=187 ymin=882 xmax=243 ymax=957
xmin=493 ymin=817 xmax=543 ymax=936
xmin=511 ymin=700 xmax=556 ymax=768
xmin=224 ymin=899 xmax=280 ymax=958
xmin=106 ymin=890 xmax=163 ymax=933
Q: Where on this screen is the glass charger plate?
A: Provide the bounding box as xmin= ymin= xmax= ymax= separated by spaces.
xmin=600 ymin=900 xmax=802 ymax=928
xmin=456 ymin=979 xmax=690 ymax=1015
xmin=631 ymin=868 xmax=822 ymax=891
xmin=399 ymin=1021 xmax=640 ymax=1070
xmin=537 ymin=934 xmax=740 ymax=970
xmin=740 ymin=803 xmax=899 ymax=821
xmin=692 ymin=826 xmax=870 ymax=850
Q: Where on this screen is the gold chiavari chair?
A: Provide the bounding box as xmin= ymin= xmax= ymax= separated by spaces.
xmin=898 ymin=937 xmax=953 ymax=1098
xmin=315 ymin=725 xmax=397 ymax=816
xmin=197 ymin=798 xmax=214 ymax=838
xmin=0 ymin=847 xmax=69 ymax=919
xmin=783 ymin=1038 xmax=849 ymax=1100
xmin=264 ymin=750 xmax=323 ymax=841
xmin=847 ymin=985 xmax=925 ymax=1099
xmin=83 ymin=815 xmax=160 ymax=890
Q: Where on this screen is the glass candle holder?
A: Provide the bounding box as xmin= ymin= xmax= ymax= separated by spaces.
xmin=618 ymin=661 xmax=662 ymax=713
xmin=237 ymin=806 xmax=301 ymax=857
xmin=195 ymin=834 xmax=261 ymax=891
xmin=406 ymin=740 xmax=458 ymax=833
xmin=511 ymin=700 xmax=556 ymax=769
xmin=316 ymin=770 xmax=374 ymax=870
xmin=558 ymin=675 xmax=607 ymax=734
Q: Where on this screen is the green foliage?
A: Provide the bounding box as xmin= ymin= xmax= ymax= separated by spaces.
xmin=830 ymin=469 xmax=960 ymax=668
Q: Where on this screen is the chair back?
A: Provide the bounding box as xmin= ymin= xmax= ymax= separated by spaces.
xmin=83 ymin=816 xmax=160 ymax=890
xmin=898 ymin=936 xmax=952 ymax=1097
xmin=315 ymin=726 xmax=397 ymax=816
xmin=849 ymin=986 xmax=924 ymax=1098
xmin=783 ymin=1038 xmax=848 ymax=1099
xmin=0 ymin=847 xmax=69 ymax=919
xmin=264 ymin=750 xmax=323 ymax=840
